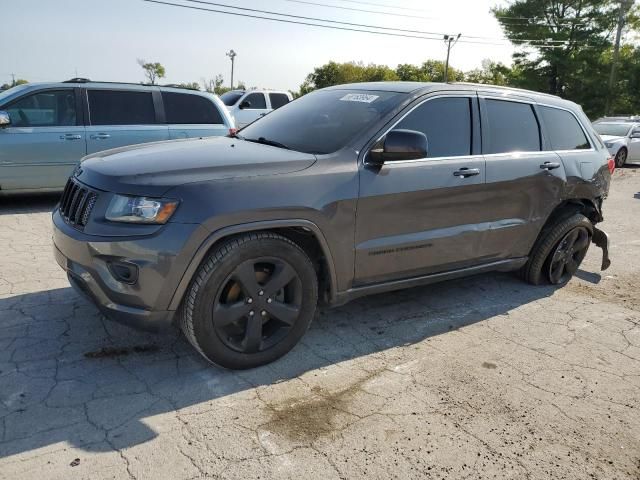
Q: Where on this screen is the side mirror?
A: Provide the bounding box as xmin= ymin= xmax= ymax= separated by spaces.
xmin=239 ymin=100 xmax=251 ymax=110
xmin=0 ymin=111 xmax=10 ymax=128
xmin=368 ymin=129 xmax=428 ymax=165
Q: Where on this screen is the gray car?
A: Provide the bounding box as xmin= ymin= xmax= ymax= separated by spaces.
xmin=0 ymin=80 xmax=234 ymax=194
xmin=52 ymin=82 xmax=613 ymax=369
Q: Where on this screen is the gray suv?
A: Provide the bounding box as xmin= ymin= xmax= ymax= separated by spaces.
xmin=52 ymin=82 xmax=613 ymax=369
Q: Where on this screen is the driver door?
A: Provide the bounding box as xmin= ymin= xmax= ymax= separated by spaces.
xmin=354 ymin=94 xmax=488 ymax=285
xmin=234 ymin=92 xmax=269 ymax=128
xmin=0 ymin=88 xmax=86 ymax=191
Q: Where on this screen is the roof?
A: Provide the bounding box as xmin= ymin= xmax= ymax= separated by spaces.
xmin=322 ymin=81 xmax=577 ymax=109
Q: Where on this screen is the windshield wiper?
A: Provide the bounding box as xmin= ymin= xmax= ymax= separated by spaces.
xmin=244 ymin=137 xmax=291 ymax=150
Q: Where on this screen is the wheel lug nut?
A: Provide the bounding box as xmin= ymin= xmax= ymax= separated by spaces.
xmin=261 ymin=310 xmax=267 ymax=316
xmin=267 ymin=298 xmax=272 ymax=304
xmin=247 ymin=298 xmax=253 ymax=304
xmin=249 ymin=311 xmax=254 ymax=317
xmin=258 ymin=290 xmax=264 ymax=296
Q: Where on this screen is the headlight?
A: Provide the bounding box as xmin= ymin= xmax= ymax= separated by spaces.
xmin=105 ymin=195 xmax=179 ymax=224
xmin=604 ymin=142 xmax=614 ymax=148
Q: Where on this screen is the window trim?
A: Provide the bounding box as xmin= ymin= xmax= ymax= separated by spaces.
xmin=4 ymin=87 xmax=82 ymax=128
xmin=363 ymin=93 xmax=479 ymax=166
xmin=161 ymin=91 xmax=224 ymax=125
xmin=85 ymin=88 xmax=159 ymax=126
xmin=268 ymin=92 xmax=290 ymax=110
xmin=535 ymin=102 xmax=595 ymax=153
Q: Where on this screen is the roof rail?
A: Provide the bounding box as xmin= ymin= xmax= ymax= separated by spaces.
xmin=63 ymin=78 xmax=91 ymax=83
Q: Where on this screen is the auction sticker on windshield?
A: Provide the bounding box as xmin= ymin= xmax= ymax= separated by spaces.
xmin=340 ymin=93 xmax=379 ymax=103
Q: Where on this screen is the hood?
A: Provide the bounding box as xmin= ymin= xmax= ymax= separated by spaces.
xmin=77 ymin=137 xmax=317 ymax=196
xmin=600 ymin=135 xmax=625 ymax=143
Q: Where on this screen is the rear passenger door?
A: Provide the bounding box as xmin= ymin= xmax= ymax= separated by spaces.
xmin=162 ymin=91 xmax=229 ymax=139
xmin=234 ymin=92 xmax=269 ymax=128
xmin=85 ymin=89 xmax=168 ymax=154
xmin=479 ymin=96 xmax=567 ymax=261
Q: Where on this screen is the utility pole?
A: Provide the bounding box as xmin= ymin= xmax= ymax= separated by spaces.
xmin=226 ymin=49 xmax=237 ymax=89
xmin=10 ymin=73 xmax=15 ymax=87
xmin=606 ymin=0 xmax=631 ymax=115
xmin=443 ymin=34 xmax=461 ymax=82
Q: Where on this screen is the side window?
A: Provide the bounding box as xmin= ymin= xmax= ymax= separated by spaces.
xmin=484 ymin=99 xmax=540 ymax=154
xmin=88 ymin=90 xmax=156 ymax=125
xmin=269 ymin=93 xmax=290 ymax=110
xmin=6 ymin=90 xmax=76 ymax=127
xmin=395 ymin=97 xmax=472 ymax=157
xmin=162 ymin=92 xmax=224 ymax=124
xmin=244 ymin=93 xmax=266 ymax=109
xmin=539 ymin=106 xmax=590 ymax=150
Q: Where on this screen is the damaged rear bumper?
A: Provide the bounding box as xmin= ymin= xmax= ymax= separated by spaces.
xmin=592 ymin=226 xmax=611 ymax=271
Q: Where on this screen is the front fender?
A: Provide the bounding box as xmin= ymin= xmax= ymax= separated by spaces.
xmin=166 ymin=219 xmax=339 ymax=311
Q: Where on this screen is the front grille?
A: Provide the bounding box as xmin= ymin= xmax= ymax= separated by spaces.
xmin=59 ymin=178 xmax=99 ymax=229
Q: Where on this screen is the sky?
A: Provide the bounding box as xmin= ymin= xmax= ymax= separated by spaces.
xmin=0 ymin=0 xmax=515 ymax=92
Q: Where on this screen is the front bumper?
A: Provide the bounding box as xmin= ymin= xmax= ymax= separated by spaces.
xmin=52 ymin=209 xmax=208 ymax=332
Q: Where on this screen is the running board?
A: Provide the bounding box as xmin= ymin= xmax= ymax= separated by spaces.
xmin=332 ymin=257 xmax=528 ymax=306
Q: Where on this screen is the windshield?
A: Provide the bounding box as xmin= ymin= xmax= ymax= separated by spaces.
xmin=594 ymin=123 xmax=631 ymax=137
xmin=239 ymin=89 xmax=405 ymax=154
xmin=220 ymin=91 xmax=244 ymax=106
xmin=0 ymin=84 xmax=31 ymax=105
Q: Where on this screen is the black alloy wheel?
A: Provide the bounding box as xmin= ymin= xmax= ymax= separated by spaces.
xmin=547 ymin=226 xmax=591 ymax=284
xmin=213 ymin=257 xmax=302 ymax=354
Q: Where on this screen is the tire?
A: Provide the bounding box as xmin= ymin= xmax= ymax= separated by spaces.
xmin=520 ymin=213 xmax=593 ymax=286
xmin=180 ymin=232 xmax=318 ymax=369
xmin=615 ymin=147 xmax=627 ymax=168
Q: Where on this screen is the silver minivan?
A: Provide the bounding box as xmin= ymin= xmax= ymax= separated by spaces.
xmin=0 ymin=79 xmax=235 ymax=194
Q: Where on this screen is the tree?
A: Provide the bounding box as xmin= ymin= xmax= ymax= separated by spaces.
xmin=177 ymin=82 xmax=200 ymax=90
xmin=396 ymin=60 xmax=464 ymax=82
xmin=1 ymin=78 xmax=28 ymax=91
xmin=463 ymin=60 xmax=512 ymax=85
xmin=137 ymin=59 xmax=166 ymax=85
xmin=492 ymin=0 xmax=630 ymax=117
xmin=299 ymin=61 xmax=398 ymax=94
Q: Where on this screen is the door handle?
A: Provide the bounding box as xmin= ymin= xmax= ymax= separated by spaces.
xmin=453 ymin=167 xmax=480 ymax=178
xmin=90 ymin=133 xmax=111 ymax=140
xmin=540 ymin=161 xmax=561 ymax=170
xmin=60 ymin=134 xmax=82 ymax=140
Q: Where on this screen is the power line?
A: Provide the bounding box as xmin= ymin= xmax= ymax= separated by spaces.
xmin=281 ymin=0 xmax=434 ymax=20
xmin=142 ymin=0 xmax=587 ymax=49
xmin=336 ymin=0 xmax=431 ymax=12
xmin=176 ymin=0 xmax=589 ymax=46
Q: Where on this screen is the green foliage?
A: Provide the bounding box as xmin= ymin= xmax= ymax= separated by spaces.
xmin=1 ymin=79 xmax=28 ymax=91
xmin=492 ymin=0 xmax=633 ymax=118
xmin=177 ymin=82 xmax=201 ymax=90
xmin=463 ymin=60 xmax=512 ymax=86
xmin=300 ymin=61 xmax=398 ymax=94
xmin=396 ymin=60 xmax=464 ymax=82
xmin=137 ymin=59 xmax=166 ymax=85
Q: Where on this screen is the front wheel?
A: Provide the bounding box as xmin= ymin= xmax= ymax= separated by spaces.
xmin=520 ymin=213 xmax=593 ymax=285
xmin=180 ymin=233 xmax=318 ymax=369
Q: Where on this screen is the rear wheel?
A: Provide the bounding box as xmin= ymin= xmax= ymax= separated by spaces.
xmin=615 ymin=147 xmax=627 ymax=168
xmin=520 ymin=213 xmax=593 ymax=285
xmin=180 ymin=233 xmax=318 ymax=369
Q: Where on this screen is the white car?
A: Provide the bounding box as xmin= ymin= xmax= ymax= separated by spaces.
xmin=593 ymin=121 xmax=640 ymax=167
xmin=220 ymin=90 xmax=293 ymax=128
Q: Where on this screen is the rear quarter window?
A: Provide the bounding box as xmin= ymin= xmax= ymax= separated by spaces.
xmin=484 ymin=99 xmax=540 ymax=154
xmin=269 ymin=93 xmax=290 ymax=110
xmin=162 ymin=92 xmax=224 ymax=124
xmin=539 ymin=106 xmax=590 ymax=150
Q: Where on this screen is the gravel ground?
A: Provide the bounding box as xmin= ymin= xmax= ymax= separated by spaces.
xmin=0 ymin=166 xmax=639 ymax=480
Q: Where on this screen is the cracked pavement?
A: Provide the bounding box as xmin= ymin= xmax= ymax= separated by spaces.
xmin=0 ymin=167 xmax=639 ymax=480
